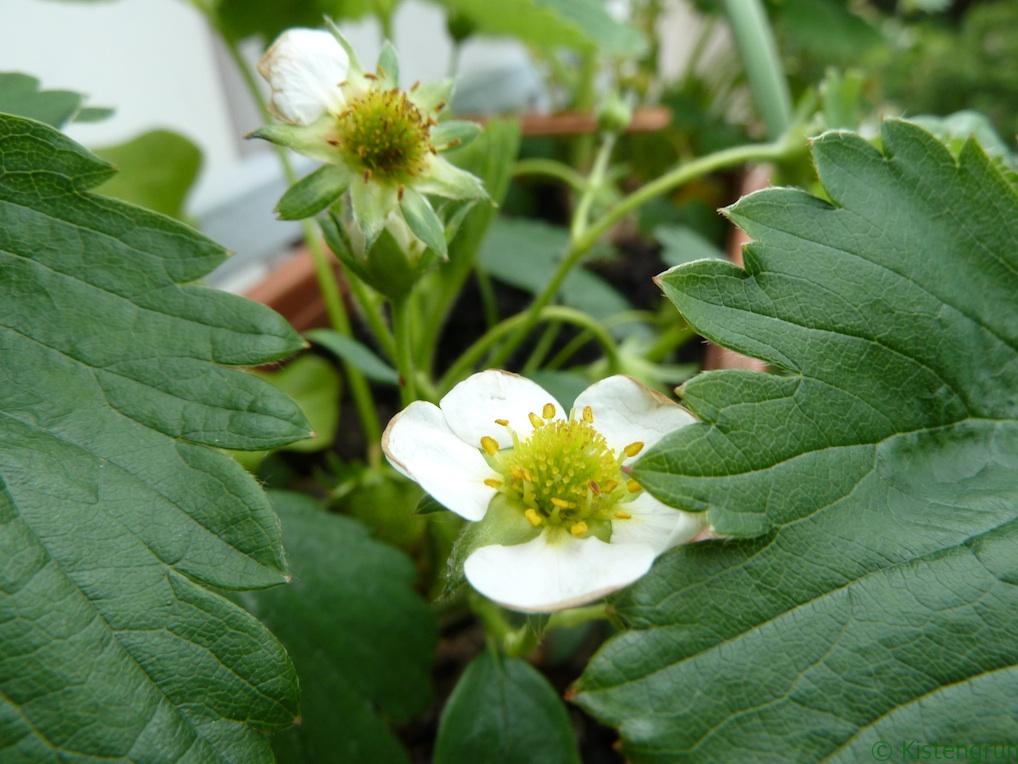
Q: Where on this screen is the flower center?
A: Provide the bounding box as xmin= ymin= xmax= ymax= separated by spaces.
xmin=335 ymin=88 xmax=433 ymax=181
xmin=481 ymin=405 xmax=643 ymax=539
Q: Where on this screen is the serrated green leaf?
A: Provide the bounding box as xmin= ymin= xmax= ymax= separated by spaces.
xmin=231 ymin=354 xmax=341 ymax=471
xmin=308 ymin=328 xmax=399 ymax=384
xmin=93 ymin=129 xmax=202 ymax=221
xmin=239 ymin=492 xmax=436 ymax=764
xmin=0 ymin=113 xmax=308 ymax=760
xmin=574 ymin=120 xmax=1018 ymax=762
xmin=437 ymin=0 xmax=646 ymax=57
xmin=435 ymin=651 xmax=580 ymax=764
xmin=0 ymin=71 xmax=83 ymax=127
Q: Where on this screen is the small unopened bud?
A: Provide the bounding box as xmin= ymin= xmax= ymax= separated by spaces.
xmin=597 ymin=92 xmax=633 ymax=134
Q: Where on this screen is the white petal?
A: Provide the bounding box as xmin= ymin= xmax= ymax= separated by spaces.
xmin=440 ymin=370 xmax=564 ymax=450
xmin=465 ymin=534 xmax=656 ymax=613
xmin=611 ymin=492 xmax=707 ymax=553
xmin=572 ymin=375 xmax=695 ymax=463
xmin=258 ymin=29 xmax=348 ymax=125
xmin=381 ymin=401 xmax=497 ymax=521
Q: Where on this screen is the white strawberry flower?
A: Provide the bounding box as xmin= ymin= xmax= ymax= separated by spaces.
xmin=382 ymin=371 xmax=706 ymax=613
xmin=253 ymin=23 xmax=487 ymax=256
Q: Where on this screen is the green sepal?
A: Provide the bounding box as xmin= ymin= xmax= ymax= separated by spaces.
xmin=324 ymin=16 xmax=363 ymax=74
xmin=247 ymin=117 xmax=338 ymax=163
xmin=430 ymin=120 xmax=482 ymax=151
xmin=400 ymin=188 xmax=448 ymax=259
xmin=321 ymin=212 xmax=430 ymax=300
xmin=350 ymin=174 xmax=398 ymax=250
xmin=276 ymin=164 xmax=351 ymax=220
xmin=410 ymin=78 xmax=454 ymax=114
xmin=376 ymin=40 xmax=399 ymax=88
xmin=416 ymin=155 xmax=489 ymax=201
xmin=416 ymin=494 xmax=448 ymax=515
xmin=444 ymin=494 xmax=541 ymax=594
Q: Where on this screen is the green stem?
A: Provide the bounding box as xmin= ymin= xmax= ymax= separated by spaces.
xmin=571 ymin=51 xmax=598 ymax=169
xmin=486 ymin=135 xmax=801 ymax=369
xmin=643 ymin=321 xmax=695 ymax=363
xmin=217 ymin=29 xmax=383 ymax=464
xmin=544 ymin=329 xmax=593 ymax=371
xmin=721 ymin=0 xmax=792 ymax=139
xmin=512 ymin=158 xmax=588 ymax=192
xmin=475 ymin=268 xmax=500 ymax=329
xmin=521 ymin=322 xmax=561 ymax=375
xmin=570 ymin=133 xmax=616 ymax=242
xmin=392 ymin=296 xmax=418 ymax=405
xmin=345 ymin=271 xmax=397 ymax=360
xmin=439 ymin=306 xmax=620 ymax=395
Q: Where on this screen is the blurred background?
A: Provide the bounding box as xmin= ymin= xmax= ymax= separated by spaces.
xmin=3 ymin=0 xmax=1015 ymax=295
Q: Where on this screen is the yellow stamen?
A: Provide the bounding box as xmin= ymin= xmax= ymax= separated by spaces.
xmin=624 ymin=441 xmax=645 ymax=458
xmin=542 ymin=403 xmax=556 ymax=419
xmin=602 ymin=479 xmax=619 ymax=493
xmin=570 ymin=521 xmax=588 ymax=537
xmin=582 ymin=405 xmax=594 ymax=423
xmin=525 ymin=509 xmax=544 ymax=527
xmin=528 ymin=412 xmax=544 ymax=429
xmin=494 ymin=418 xmax=509 ymax=426
xmin=614 ymin=511 xmax=632 ymax=520
xmin=484 ymin=478 xmax=503 ymax=489
xmin=481 ymin=436 xmax=500 ymax=455
xmin=550 ymin=497 xmax=575 ymax=509
xmin=627 ymin=479 xmax=641 ymax=493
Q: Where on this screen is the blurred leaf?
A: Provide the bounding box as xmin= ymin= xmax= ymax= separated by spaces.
xmin=436 ymin=0 xmax=645 ymax=57
xmin=480 ymin=218 xmax=632 ymax=326
xmin=74 ymin=105 xmax=115 ymax=123
xmin=0 ymin=112 xmax=306 ymax=760
xmin=240 ymin=492 xmax=436 ymax=764
xmin=527 ymin=370 xmax=588 ymax=410
xmin=655 ymin=224 xmax=724 ymax=267
xmin=93 ymin=129 xmax=202 ymax=220
xmin=774 ymin=0 xmax=882 ymax=65
xmin=416 ymin=493 xmax=447 ymax=514
xmin=445 ymin=119 xmax=522 ymax=272
xmin=0 ymin=71 xmax=84 ymax=127
xmin=214 ymin=0 xmax=375 ymax=43
xmin=308 ymin=328 xmax=399 ymax=385
xmin=909 ymin=111 xmax=1016 ymax=168
xmin=435 ymin=651 xmax=580 ymax=764
xmin=818 ymin=67 xmax=866 ymax=130
xmin=576 ymin=122 xmax=1018 ymax=761
xmin=336 ymin=471 xmax=427 ymax=551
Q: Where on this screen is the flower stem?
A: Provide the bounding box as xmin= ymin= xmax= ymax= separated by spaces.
xmin=570 ymin=133 xmax=616 ymax=242
xmin=512 ymin=158 xmax=588 ymax=192
xmin=438 ymin=305 xmax=620 ymax=395
xmin=215 ymin=28 xmax=383 ymax=464
xmin=486 ymin=134 xmax=803 ymax=369
xmin=392 ymin=295 xmax=418 ymax=405
xmin=722 ymin=0 xmax=792 ymax=139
